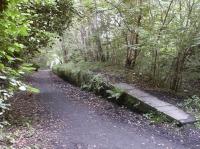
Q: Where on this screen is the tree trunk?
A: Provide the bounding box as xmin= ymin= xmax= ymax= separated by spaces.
xmin=94 ymin=0 xmax=104 ymax=62
xmin=170 ymin=53 xmax=183 ymax=91
xmin=125 ymin=32 xmax=133 ymax=68
xmin=170 ymin=48 xmax=191 ymax=91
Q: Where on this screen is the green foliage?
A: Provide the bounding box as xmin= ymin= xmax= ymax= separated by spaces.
xmin=53 ymin=62 xmax=109 ymax=93
xmin=84 ymin=74 xmax=106 ymax=92
xmin=182 ymin=95 xmax=200 ymax=112
xmin=106 ymin=88 xmax=123 ymax=100
xmin=48 ymin=0 xmax=200 ymax=95
xmin=53 ymin=62 xmax=125 ymax=100
xmin=18 ymin=0 xmax=74 ymax=58
xmin=181 ymin=95 xmax=200 ymax=127
xmin=0 ymin=0 xmax=74 ymax=126
xmin=143 ymin=111 xmax=170 ymax=124
xmin=53 ymin=62 xmax=91 ymax=86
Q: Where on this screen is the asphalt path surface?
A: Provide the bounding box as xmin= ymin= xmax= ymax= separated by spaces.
xmin=29 ymin=70 xmax=189 ymax=149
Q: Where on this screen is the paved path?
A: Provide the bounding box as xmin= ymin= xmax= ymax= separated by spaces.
xmin=30 ymin=70 xmax=189 ymax=149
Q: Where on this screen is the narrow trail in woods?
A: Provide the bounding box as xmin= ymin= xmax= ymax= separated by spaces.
xmin=25 ymin=70 xmax=193 ymax=149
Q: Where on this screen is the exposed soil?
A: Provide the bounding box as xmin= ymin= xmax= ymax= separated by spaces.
xmin=1 ymin=70 xmax=200 ymax=149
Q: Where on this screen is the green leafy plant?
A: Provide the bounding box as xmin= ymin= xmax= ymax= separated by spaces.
xmin=81 ymin=74 xmax=106 ymax=93
xmin=143 ymin=111 xmax=170 ymax=124
xmin=181 ymin=95 xmax=200 ymax=127
xmin=106 ymin=88 xmax=123 ymax=100
xmin=89 ymin=75 xmax=105 ymax=92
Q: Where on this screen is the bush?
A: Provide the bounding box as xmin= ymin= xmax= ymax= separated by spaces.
xmin=181 ymin=95 xmax=200 ymax=127
xmin=52 ymin=63 xmax=118 ymax=97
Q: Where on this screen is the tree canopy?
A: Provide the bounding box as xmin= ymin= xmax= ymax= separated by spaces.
xmin=48 ymin=0 xmax=200 ymax=95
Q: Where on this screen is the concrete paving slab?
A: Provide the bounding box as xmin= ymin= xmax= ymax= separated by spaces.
xmin=160 ymin=109 xmax=195 ymax=123
xmin=127 ymin=89 xmax=150 ymax=98
xmin=140 ymin=96 xmax=172 ymax=107
xmin=114 ymin=83 xmax=196 ymax=124
xmin=115 ymin=83 xmax=135 ymax=90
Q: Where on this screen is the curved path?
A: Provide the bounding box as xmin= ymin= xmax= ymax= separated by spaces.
xmin=30 ymin=70 xmax=189 ymax=149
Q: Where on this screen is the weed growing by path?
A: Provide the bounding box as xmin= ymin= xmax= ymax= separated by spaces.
xmin=180 ymin=95 xmax=200 ymax=128
xmin=143 ymin=111 xmax=171 ymax=124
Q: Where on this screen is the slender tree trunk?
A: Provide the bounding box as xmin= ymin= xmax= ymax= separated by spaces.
xmin=94 ymin=0 xmax=104 ymax=62
xmin=170 ymin=48 xmax=191 ymax=91
xmin=125 ymin=32 xmax=132 ymax=68
xmin=61 ymin=36 xmax=68 ymax=63
xmin=132 ymin=1 xmax=142 ymax=68
xmin=152 ymin=0 xmax=174 ymax=84
xmin=125 ymin=0 xmax=142 ymax=68
xmin=170 ymin=52 xmax=183 ymax=91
